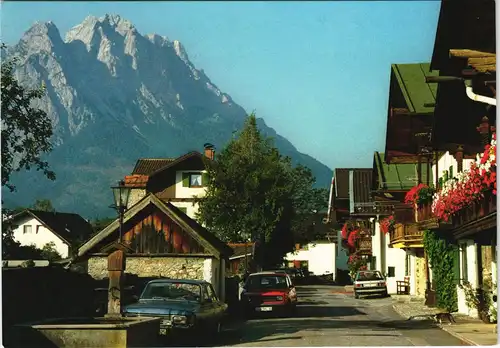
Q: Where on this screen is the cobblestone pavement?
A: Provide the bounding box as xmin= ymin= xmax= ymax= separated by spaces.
xmin=212 ymin=286 xmax=467 ymax=347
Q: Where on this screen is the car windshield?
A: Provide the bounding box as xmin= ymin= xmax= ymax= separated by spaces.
xmin=247 ymin=275 xmax=288 ymax=290
xmin=356 ymin=271 xmax=384 ymax=281
xmin=140 ymin=282 xmax=201 ymax=302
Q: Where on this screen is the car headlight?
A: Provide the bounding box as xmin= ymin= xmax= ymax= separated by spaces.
xmin=172 ymin=315 xmax=188 ymax=325
xmin=276 ymin=296 xmax=284 ymax=301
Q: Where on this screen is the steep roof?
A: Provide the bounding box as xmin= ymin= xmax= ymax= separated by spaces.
xmin=352 ymin=169 xmax=373 ymax=205
xmin=132 ymin=158 xmax=176 ymax=175
xmin=76 ymin=194 xmax=233 ymax=259
xmin=8 ymin=210 xmax=93 ymax=246
xmin=372 ymin=152 xmax=422 ymax=191
xmin=391 ymin=63 xmax=438 ymax=114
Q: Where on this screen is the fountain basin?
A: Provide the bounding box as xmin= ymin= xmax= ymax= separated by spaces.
xmin=14 ymin=316 xmax=161 ymax=348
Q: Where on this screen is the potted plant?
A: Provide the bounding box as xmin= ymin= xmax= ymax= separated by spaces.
xmin=405 ymin=184 xmax=436 ymax=221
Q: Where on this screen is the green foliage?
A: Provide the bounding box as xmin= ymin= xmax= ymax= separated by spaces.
xmin=460 ymin=280 xmax=497 ymax=323
xmin=423 ymin=230 xmax=458 ymax=312
xmin=40 ymin=241 xmax=62 ymax=262
xmin=196 ymin=113 xmax=328 ymax=269
xmin=1 ymin=43 xmax=55 ymax=192
xmin=32 ymin=199 xmax=55 ymax=212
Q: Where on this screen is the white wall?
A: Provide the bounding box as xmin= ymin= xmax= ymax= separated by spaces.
xmin=171 ymin=201 xmax=200 ymax=220
xmin=457 ymin=240 xmax=479 ymax=317
xmin=175 ymin=170 xmax=207 ymax=199
xmin=431 ymin=151 xmax=475 ymax=182
xmin=12 ymin=216 xmax=70 ymax=258
xmin=407 ymin=251 xmax=417 ymax=296
xmin=202 ymin=257 xmax=225 ymax=301
xmin=371 ymin=218 xmax=406 ymax=294
xmin=285 ymin=242 xmax=337 ymax=277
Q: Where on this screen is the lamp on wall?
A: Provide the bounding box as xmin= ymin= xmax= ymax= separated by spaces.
xmin=111 ymin=180 xmax=131 ymax=242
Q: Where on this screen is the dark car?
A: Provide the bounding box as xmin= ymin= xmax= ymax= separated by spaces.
xmin=241 ymin=272 xmax=298 ymax=317
xmin=123 ymin=279 xmax=227 ymax=337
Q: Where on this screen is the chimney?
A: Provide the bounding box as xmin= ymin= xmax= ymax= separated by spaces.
xmin=203 ymin=143 xmax=215 ymax=160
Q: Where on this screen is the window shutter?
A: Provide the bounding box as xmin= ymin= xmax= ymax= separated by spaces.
xmin=202 ymin=172 xmax=209 ymax=186
xmin=182 ymin=173 xmax=190 ymax=187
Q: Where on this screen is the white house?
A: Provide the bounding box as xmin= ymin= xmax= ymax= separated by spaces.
xmin=124 ymin=144 xmax=214 ymax=221
xmin=285 ymin=242 xmax=338 ymax=278
xmin=5 ymin=209 xmax=94 ymax=259
xmin=432 ymin=151 xmax=497 ymax=318
xmin=369 ymin=217 xmax=406 ymax=294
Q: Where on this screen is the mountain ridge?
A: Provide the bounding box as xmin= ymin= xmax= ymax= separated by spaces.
xmin=3 ymin=14 xmax=333 ymax=219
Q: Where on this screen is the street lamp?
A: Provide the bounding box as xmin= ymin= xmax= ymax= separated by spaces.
xmin=111 ymin=180 xmax=131 ymax=242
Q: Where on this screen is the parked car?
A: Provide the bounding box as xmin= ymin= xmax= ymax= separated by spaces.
xmin=123 ymin=279 xmax=227 ymax=338
xmin=353 ymin=270 xmax=388 ymax=299
xmin=241 ymin=271 xmax=298 ymax=316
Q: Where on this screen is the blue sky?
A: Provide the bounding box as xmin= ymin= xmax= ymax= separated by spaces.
xmin=1 ymin=1 xmax=441 ymax=171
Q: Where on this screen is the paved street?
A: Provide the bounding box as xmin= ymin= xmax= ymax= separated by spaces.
xmin=216 ymin=285 xmax=467 ymax=347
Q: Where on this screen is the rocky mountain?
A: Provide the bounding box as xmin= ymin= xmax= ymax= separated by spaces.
xmin=3 ymin=14 xmax=333 ymax=218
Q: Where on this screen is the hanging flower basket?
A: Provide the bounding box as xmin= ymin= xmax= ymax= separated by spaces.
xmin=380 ymin=215 xmax=395 ymax=234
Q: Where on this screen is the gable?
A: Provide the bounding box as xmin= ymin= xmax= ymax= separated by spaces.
xmin=77 ymin=194 xmax=232 ymax=259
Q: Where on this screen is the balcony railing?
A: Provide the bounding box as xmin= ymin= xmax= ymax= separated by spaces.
xmin=352 ymin=202 xmax=395 ymax=216
xmin=389 ymin=223 xmax=423 ymax=247
xmin=415 ymin=203 xmax=434 ymax=222
xmin=451 ymin=189 xmax=497 ymax=229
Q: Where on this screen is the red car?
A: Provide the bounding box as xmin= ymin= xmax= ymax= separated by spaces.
xmin=241 ymin=272 xmax=298 ymax=317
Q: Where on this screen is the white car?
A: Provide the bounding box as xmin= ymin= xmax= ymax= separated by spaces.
xmin=353 ymin=270 xmax=388 ymax=299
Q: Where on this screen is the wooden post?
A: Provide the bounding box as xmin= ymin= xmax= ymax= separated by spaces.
xmin=106 ymin=249 xmax=126 ymax=318
xmin=426 ymin=155 xmax=430 ymax=186
xmin=455 ymin=145 xmax=464 ymax=173
xmin=434 ymin=151 xmax=439 ymax=188
xmin=417 ymin=155 xmax=422 ymax=184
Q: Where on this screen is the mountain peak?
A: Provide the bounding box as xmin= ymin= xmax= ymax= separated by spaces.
xmin=20 ymin=20 xmax=63 ymax=52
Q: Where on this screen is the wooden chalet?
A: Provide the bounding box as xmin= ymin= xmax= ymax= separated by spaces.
xmin=422 ymin=0 xmax=497 ymax=313
xmin=74 ymin=193 xmax=233 ymax=300
xmin=383 ymin=62 xmax=439 ymax=298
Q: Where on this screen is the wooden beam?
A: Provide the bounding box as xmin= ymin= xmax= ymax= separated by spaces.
xmin=449 ymin=49 xmax=496 ymax=58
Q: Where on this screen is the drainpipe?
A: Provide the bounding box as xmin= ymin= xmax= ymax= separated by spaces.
xmin=464 ymin=80 xmax=496 ymax=106
xmin=326 ymin=177 xmax=335 ymax=223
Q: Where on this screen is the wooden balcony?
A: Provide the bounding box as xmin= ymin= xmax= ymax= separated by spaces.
xmin=451 ymin=189 xmax=497 ymax=238
xmin=355 ymin=236 xmax=372 ymax=254
xmin=389 ymin=223 xmax=423 ymax=249
xmin=415 ymin=203 xmax=433 ymax=222
xmin=352 ymin=202 xmax=395 ymax=216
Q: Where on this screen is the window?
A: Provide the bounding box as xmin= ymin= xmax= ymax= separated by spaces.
xmin=182 ymin=172 xmax=206 ymax=188
xmin=387 ymin=266 xmax=395 ymax=278
xmin=207 ymin=284 xmax=218 ymax=302
xmin=36 ymin=225 xmax=42 ymax=234
xmin=23 ymin=225 xmax=32 ymax=234
xmin=460 ymin=243 xmax=468 ymax=282
xmin=190 ymin=173 xmax=202 ymax=187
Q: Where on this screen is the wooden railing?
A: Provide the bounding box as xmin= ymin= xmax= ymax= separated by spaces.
xmin=451 ymin=189 xmax=497 ymax=228
xmin=415 ymin=202 xmax=434 ymax=222
xmin=389 ymin=223 xmax=423 ymax=246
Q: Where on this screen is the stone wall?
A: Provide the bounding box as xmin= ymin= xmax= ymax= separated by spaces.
xmin=88 ymin=256 xmax=206 ymax=280
xmin=127 ymin=188 xmax=147 ymax=209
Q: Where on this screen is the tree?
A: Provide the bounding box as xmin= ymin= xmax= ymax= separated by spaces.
xmin=196 ymin=113 xmax=328 ymax=269
xmin=40 ymin=242 xmax=62 ymax=262
xmin=1 ymin=43 xmax=55 ymax=192
xmin=32 ymin=199 xmax=55 ymax=212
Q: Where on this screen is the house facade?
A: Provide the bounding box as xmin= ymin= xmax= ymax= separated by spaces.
xmin=75 ymin=194 xmax=233 ymax=301
xmin=6 ymin=210 xmax=94 ymax=259
xmin=124 ymin=143 xmax=215 ymax=220
xmin=285 ymin=242 xmax=338 ymax=277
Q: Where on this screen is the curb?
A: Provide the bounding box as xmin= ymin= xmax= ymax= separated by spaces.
xmin=440 ymin=326 xmax=477 ymax=346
